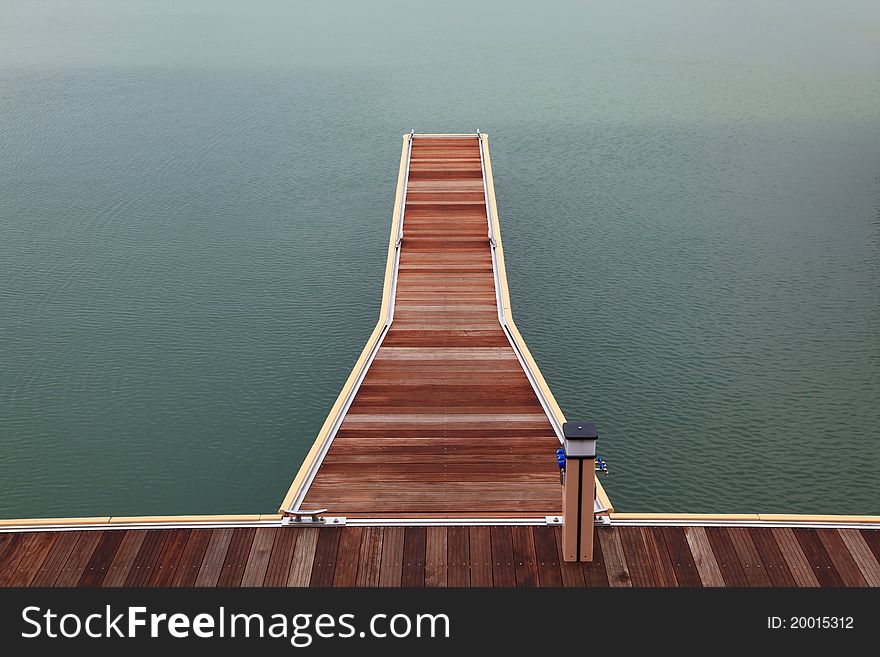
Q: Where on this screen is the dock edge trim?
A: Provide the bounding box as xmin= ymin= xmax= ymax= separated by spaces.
xmin=3 ymin=513 xmax=880 ymax=532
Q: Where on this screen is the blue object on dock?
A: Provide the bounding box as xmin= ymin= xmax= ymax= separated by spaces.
xmin=555 ymin=448 xmax=566 ymax=470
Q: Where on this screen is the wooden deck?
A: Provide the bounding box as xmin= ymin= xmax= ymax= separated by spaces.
xmin=297 ymin=136 xmax=562 ymax=518
xmin=2 ymin=525 xmax=879 ymax=587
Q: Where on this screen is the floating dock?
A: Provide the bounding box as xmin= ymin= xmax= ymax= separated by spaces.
xmin=280 ymin=133 xmax=609 ymax=519
xmin=1 ymin=133 xmax=879 ymax=587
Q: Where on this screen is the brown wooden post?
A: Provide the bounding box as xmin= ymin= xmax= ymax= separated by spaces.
xmin=561 ymin=422 xmax=598 ymax=562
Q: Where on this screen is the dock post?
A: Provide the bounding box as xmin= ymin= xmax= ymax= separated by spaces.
xmin=561 ymin=422 xmax=598 ymax=562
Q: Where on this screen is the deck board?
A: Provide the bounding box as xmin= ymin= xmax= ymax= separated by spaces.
xmin=262 ymin=529 xmax=298 ymax=587
xmin=171 ymin=529 xmax=212 ymax=587
xmin=490 ymin=526 xmax=516 ymax=587
xmin=79 ymin=530 xmax=125 ymax=587
xmin=148 ymin=529 xmax=191 ymax=588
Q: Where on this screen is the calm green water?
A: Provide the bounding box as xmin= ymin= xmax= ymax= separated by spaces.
xmin=1 ymin=0 xmax=878 ymax=517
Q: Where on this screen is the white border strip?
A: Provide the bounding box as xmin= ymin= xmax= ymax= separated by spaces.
xmin=4 ymin=517 xmax=880 ymax=534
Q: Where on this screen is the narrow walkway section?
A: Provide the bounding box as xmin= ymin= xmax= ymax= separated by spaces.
xmin=298 ymin=136 xmax=561 ymax=518
xmin=3 ymin=526 xmax=878 ymax=587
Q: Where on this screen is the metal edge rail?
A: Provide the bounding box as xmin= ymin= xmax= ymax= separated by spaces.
xmin=477 ymin=133 xmax=613 ymax=513
xmin=5 ymin=515 xmax=880 ymax=533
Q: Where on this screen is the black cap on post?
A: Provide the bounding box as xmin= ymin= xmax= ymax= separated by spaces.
xmin=563 ymin=421 xmax=598 ymax=459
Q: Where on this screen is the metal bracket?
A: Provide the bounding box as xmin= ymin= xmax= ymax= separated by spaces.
xmin=281 ymin=509 xmax=346 ymax=526
xmin=547 ymin=496 xmax=609 ymax=527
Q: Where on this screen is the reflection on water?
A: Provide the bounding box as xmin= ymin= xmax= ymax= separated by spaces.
xmin=0 ymin=0 xmax=878 ymax=516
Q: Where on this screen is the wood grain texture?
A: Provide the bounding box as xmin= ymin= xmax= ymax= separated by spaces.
xmin=78 ymin=530 xmax=125 ymax=587
xmin=378 ymin=526 xmax=405 ymax=587
xmin=770 ymin=527 xmax=820 ymax=587
xmin=683 ymin=526 xmax=724 ymax=587
xmin=170 ymin=529 xmax=212 ymax=587
xmin=263 ymin=529 xmax=298 ymax=587
xmin=287 ymin=528 xmax=319 ymax=587
xmin=355 ymin=526 xmax=384 ymax=587
xmin=3 ymin=526 xmax=878 ymax=588
xmin=241 ymin=528 xmax=277 ymax=587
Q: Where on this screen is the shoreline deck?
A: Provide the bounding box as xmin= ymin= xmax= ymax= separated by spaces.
xmin=2 ymin=525 xmax=878 ymax=587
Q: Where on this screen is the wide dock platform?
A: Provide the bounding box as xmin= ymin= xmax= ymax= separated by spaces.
xmin=2 ymin=525 xmax=878 ymax=587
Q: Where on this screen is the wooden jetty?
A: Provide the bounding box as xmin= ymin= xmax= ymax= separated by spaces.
xmin=280 ymin=133 xmax=611 ymax=520
xmin=1 ymin=133 xmax=879 ymax=587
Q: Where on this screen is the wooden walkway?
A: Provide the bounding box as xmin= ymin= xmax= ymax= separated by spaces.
xmin=2 ymin=526 xmax=879 ymax=587
xmin=296 ymin=135 xmax=563 ymax=518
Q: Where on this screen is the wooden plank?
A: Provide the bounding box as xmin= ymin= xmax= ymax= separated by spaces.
xmin=447 ymin=526 xmax=470 ymax=587
xmin=123 ymin=530 xmax=169 ymax=587
xmin=683 ymin=526 xmax=724 ymax=587
xmin=102 ymin=531 xmax=148 ymax=587
xmin=4 ymin=533 xmax=58 ymax=587
xmin=511 ymin=526 xmax=538 ymax=588
xmin=171 ymin=529 xmax=213 ymax=587
xmin=581 ymin=525 xmax=610 ymax=587
xmin=793 ymin=529 xmax=843 ymax=587
xmin=533 ymin=526 xmax=562 ymax=587
xmin=332 ymin=527 xmax=363 ymax=587
xmin=838 ymin=529 xmax=880 ymax=587
xmin=618 ymin=527 xmax=655 ymax=587
xmin=0 ymin=533 xmax=14 ymax=564
xmin=553 ymin=526 xmax=585 ymax=587
xmin=598 ymin=527 xmax=631 ymax=587
xmin=861 ymin=530 xmax=880 ymax=564
xmin=378 ymin=527 xmax=405 ymax=587
xmin=401 ymin=527 xmax=427 ymax=587
xmin=639 ymin=527 xmax=675 ymax=587
xmin=240 ymin=528 xmax=277 ymax=587
xmin=726 ymin=527 xmax=771 ymax=587
xmin=659 ymin=526 xmax=702 ymax=587
xmin=425 ymin=527 xmax=447 ymax=587
xmin=704 ymin=527 xmax=749 ymax=587
xmin=310 ymin=528 xmax=342 ymax=587
xmin=32 ymin=532 xmax=85 ymax=586
xmin=148 ymin=529 xmax=191 ymax=588
xmin=355 ymin=527 xmax=384 ymax=587
xmin=195 ymin=529 xmax=234 ymax=587
xmin=0 ymin=533 xmax=41 ymax=586
xmin=490 ymin=526 xmax=516 ymax=587
xmin=747 ymin=528 xmax=796 ymax=587
xmin=78 ymin=531 xmax=126 ymax=587
xmin=216 ymin=528 xmax=256 ymax=587
xmin=468 ymin=527 xmax=493 ymax=587
xmin=263 ymin=530 xmax=299 ymax=587
xmin=815 ymin=529 xmax=867 ymax=587
xmin=770 ymin=527 xmax=820 ymax=587
xmin=287 ymin=528 xmax=319 ymax=587
xmin=54 ymin=531 xmax=102 ymax=587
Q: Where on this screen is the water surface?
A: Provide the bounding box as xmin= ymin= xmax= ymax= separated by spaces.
xmin=1 ymin=0 xmax=878 ymax=516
